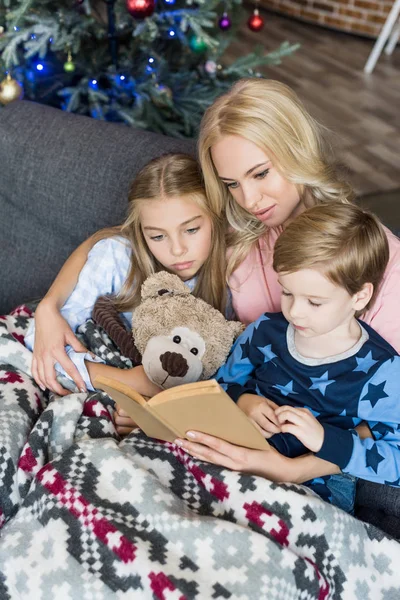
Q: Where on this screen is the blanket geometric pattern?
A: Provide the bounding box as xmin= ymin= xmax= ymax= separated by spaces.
xmin=0 ymin=307 xmax=399 ymax=599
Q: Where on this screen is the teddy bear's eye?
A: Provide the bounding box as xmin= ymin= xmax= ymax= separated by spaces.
xmin=173 ymin=335 xmax=181 ymax=344
xmin=190 ymin=348 xmax=198 ymax=356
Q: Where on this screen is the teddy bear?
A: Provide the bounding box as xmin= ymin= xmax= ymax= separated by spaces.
xmin=93 ymin=271 xmax=244 ymax=389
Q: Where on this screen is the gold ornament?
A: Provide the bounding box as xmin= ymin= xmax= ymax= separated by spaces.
xmin=64 ymin=50 xmax=75 ymax=73
xmin=0 ymin=74 xmax=24 ymax=105
xmin=151 ymin=84 xmax=173 ymax=108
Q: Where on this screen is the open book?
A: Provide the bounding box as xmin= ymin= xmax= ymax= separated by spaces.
xmin=94 ymin=376 xmax=269 ymax=450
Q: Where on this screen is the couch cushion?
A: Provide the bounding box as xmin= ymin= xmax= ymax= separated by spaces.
xmin=0 ymin=101 xmax=196 ymax=313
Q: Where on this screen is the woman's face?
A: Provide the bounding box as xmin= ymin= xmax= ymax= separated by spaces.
xmin=211 ymin=135 xmax=303 ymax=228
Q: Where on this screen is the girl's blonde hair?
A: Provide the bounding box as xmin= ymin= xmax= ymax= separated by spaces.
xmin=198 ymin=78 xmax=355 ymax=279
xmin=93 ymin=153 xmax=228 ymax=314
xmin=273 ymin=203 xmax=389 ymax=314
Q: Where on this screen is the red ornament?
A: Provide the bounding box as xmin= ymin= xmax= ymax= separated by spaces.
xmin=247 ymin=9 xmax=264 ymax=32
xmin=126 ymin=0 xmax=155 ymax=19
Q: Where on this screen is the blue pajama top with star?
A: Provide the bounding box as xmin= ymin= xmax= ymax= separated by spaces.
xmin=216 ymin=312 xmax=400 ymax=494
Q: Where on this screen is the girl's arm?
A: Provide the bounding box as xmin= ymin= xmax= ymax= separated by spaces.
xmin=32 ymin=237 xmax=96 ymax=395
xmin=86 ymin=362 xmax=161 ymax=398
xmin=313 ymin=357 xmax=400 ymax=486
xmin=30 ymin=236 xmax=130 ymax=396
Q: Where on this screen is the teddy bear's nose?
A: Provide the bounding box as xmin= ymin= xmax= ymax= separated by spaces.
xmin=160 ymin=351 xmax=189 ymax=378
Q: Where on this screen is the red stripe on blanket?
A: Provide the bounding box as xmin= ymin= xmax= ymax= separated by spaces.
xmin=244 ymin=501 xmax=290 ymax=547
xmin=11 ymin=332 xmax=25 ymax=344
xmin=0 ymin=371 xmax=24 ymax=384
xmin=305 ymin=557 xmax=330 ymax=600
xmin=10 ymin=304 xmax=33 ymax=318
xmin=171 ymin=445 xmax=229 ymax=501
xmin=149 ymin=572 xmax=187 ymax=600
xmin=18 ymin=446 xmax=38 ymax=473
xmin=37 ymin=464 xmax=137 ymax=563
xmin=83 ymin=398 xmax=111 ymax=418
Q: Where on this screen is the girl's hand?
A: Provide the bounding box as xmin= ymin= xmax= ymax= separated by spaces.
xmin=113 ymin=405 xmax=138 ymax=436
xmin=275 ymin=406 xmax=324 ymax=453
xmin=175 ymin=431 xmax=296 ymax=481
xmin=32 ymin=300 xmax=89 ymax=395
xmin=237 ymin=393 xmax=281 ymax=437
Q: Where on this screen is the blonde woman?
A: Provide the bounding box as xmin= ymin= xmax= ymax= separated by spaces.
xmin=25 ymin=153 xmax=230 ymax=412
xmin=198 ymin=78 xmax=400 ymax=339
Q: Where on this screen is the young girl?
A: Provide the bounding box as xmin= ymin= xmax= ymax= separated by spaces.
xmin=25 ymin=153 xmax=231 ymax=424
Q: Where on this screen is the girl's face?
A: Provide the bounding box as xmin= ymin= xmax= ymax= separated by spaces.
xmin=140 ymin=195 xmax=213 ymax=281
xmin=211 ymin=135 xmax=303 ymax=227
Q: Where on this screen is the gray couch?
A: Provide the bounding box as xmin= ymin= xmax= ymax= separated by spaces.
xmin=0 ymin=100 xmax=398 ymax=539
xmin=0 ymin=100 xmax=195 ymax=314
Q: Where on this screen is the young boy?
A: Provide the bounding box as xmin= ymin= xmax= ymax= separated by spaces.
xmin=216 ymin=203 xmax=400 ymax=512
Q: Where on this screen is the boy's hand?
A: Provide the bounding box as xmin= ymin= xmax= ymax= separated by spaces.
xmin=237 ymin=393 xmax=281 ymax=437
xmin=275 ymin=406 xmax=324 ymax=452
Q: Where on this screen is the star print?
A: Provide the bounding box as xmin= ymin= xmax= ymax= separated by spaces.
xmin=366 ymin=444 xmax=385 ymax=473
xmin=361 ymin=381 xmax=389 ymax=408
xmin=309 ymin=371 xmax=335 ymax=396
xmin=353 ymin=351 xmax=378 ymax=374
xmin=240 ymin=338 xmax=251 ymax=360
xmin=371 ymin=422 xmax=396 ymax=438
xmin=384 ymin=477 xmax=400 ymax=486
xmin=257 ymin=344 xmax=277 ymax=365
xmin=273 ymin=380 xmax=297 ymax=397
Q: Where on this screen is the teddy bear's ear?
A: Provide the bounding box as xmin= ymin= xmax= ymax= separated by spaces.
xmin=227 ymin=320 xmax=246 ymax=341
xmin=140 ymin=271 xmax=191 ymax=301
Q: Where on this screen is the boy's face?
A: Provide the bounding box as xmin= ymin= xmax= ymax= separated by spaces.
xmin=278 ymin=269 xmax=361 ymax=338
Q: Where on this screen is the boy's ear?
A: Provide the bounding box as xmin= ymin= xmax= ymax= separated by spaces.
xmin=353 ymin=282 xmax=373 ymax=311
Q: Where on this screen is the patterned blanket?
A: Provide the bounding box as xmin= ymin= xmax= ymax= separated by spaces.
xmin=0 ymin=307 xmax=400 ymax=599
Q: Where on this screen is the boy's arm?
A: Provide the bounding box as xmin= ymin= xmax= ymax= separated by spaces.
xmin=313 ymin=357 xmax=400 ymax=485
xmin=216 ymin=318 xmax=264 ymax=401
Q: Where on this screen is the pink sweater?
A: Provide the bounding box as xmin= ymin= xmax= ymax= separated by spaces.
xmin=229 ymin=226 xmax=400 ymax=353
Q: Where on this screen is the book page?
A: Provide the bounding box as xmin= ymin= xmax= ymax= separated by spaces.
xmin=151 ymin=383 xmax=269 ymax=451
xmin=95 ymin=377 xmax=180 ymax=442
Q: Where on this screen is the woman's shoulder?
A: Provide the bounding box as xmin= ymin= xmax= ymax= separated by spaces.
xmin=383 ymin=226 xmax=400 ymax=275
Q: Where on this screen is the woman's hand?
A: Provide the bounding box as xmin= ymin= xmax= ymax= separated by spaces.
xmin=32 ymin=299 xmax=89 ymax=395
xmin=237 ymin=393 xmax=281 ymax=437
xmin=175 ymin=430 xmax=296 ymax=481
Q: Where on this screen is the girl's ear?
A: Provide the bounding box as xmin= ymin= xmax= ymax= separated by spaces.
xmin=353 ymin=282 xmax=374 ymax=312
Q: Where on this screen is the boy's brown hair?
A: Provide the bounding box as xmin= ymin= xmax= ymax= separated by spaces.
xmin=273 ymin=203 xmax=389 ymax=314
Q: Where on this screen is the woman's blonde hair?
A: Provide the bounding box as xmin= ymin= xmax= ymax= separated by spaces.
xmin=273 ymin=203 xmax=389 ymax=314
xmin=93 ymin=153 xmax=228 ymax=314
xmin=198 ymin=78 xmax=355 ymax=279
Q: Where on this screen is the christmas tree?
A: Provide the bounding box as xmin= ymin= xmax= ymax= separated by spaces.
xmin=0 ymin=0 xmax=298 ymax=137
